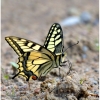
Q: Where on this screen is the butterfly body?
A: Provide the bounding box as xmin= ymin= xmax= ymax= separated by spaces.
xmin=5 ymin=23 xmax=66 ymax=81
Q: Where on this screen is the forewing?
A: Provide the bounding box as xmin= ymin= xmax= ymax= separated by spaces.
xmin=44 ymin=23 xmax=64 ymax=55
xmin=5 ymin=36 xmax=47 ymax=56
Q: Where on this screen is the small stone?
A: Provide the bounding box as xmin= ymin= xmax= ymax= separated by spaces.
xmin=83 ymin=46 xmax=88 ymax=52
xmin=80 ymin=12 xmax=92 ymax=23
xmin=16 ymin=82 xmax=23 ymax=86
xmin=94 ymin=69 xmax=99 ymax=73
xmin=89 ymin=78 xmax=98 ymax=85
xmin=34 ymin=88 xmax=40 ymax=94
xmin=94 ymin=91 xmax=99 ymax=95
xmin=84 ymin=68 xmax=89 ymax=72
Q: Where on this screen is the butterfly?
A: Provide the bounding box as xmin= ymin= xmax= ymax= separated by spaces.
xmin=5 ymin=23 xmax=67 ymax=81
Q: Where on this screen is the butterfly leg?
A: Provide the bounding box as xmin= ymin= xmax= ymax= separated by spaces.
xmin=60 ymin=60 xmax=72 ymax=75
xmin=60 ymin=60 xmax=68 ymax=66
xmin=60 ymin=61 xmax=67 ymax=66
xmin=59 ymin=67 xmax=65 ymax=82
xmin=59 ymin=60 xmax=72 ymax=81
xmin=59 ymin=67 xmax=61 ymax=78
xmin=66 ymin=60 xmax=72 ymax=75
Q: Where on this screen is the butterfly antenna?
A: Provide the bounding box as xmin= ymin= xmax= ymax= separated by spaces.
xmin=64 ymin=41 xmax=79 ymax=52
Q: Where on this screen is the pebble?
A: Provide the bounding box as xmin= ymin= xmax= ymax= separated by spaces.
xmin=89 ymin=78 xmax=98 ymax=85
xmin=82 ymin=54 xmax=87 ymax=59
xmin=93 ymin=19 xmax=99 ymax=25
xmin=94 ymin=69 xmax=99 ymax=73
xmin=34 ymin=88 xmax=40 ymax=94
xmin=19 ymin=85 xmax=27 ymax=91
xmin=13 ymin=97 xmax=20 ymax=100
xmin=16 ymin=82 xmax=23 ymax=86
xmin=94 ymin=90 xmax=99 ymax=95
xmin=93 ymin=14 xmax=99 ymax=26
xmin=60 ymin=16 xmax=81 ymax=27
xmin=82 ymin=46 xmax=88 ymax=52
xmin=84 ymin=68 xmax=89 ymax=72
xmin=48 ymin=83 xmax=52 ymax=87
xmin=1 ymin=85 xmax=7 ymax=91
xmin=80 ymin=12 xmax=92 ymax=23
xmin=60 ymin=11 xmax=92 ymax=27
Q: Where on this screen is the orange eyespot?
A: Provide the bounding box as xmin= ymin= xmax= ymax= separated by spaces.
xmin=32 ymin=75 xmax=37 ymax=80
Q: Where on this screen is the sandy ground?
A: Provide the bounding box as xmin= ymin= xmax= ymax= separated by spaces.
xmin=1 ymin=0 xmax=99 ymax=100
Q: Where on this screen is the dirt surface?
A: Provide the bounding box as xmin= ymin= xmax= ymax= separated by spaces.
xmin=1 ymin=0 xmax=99 ymax=100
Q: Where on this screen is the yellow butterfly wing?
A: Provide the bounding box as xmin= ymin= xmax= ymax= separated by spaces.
xmin=5 ymin=36 xmax=40 ymax=56
xmin=5 ymin=23 xmax=66 ymax=81
xmin=5 ymin=36 xmax=56 ymax=81
xmin=44 ymin=23 xmax=64 ymax=55
xmin=44 ymin=23 xmax=66 ymax=66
